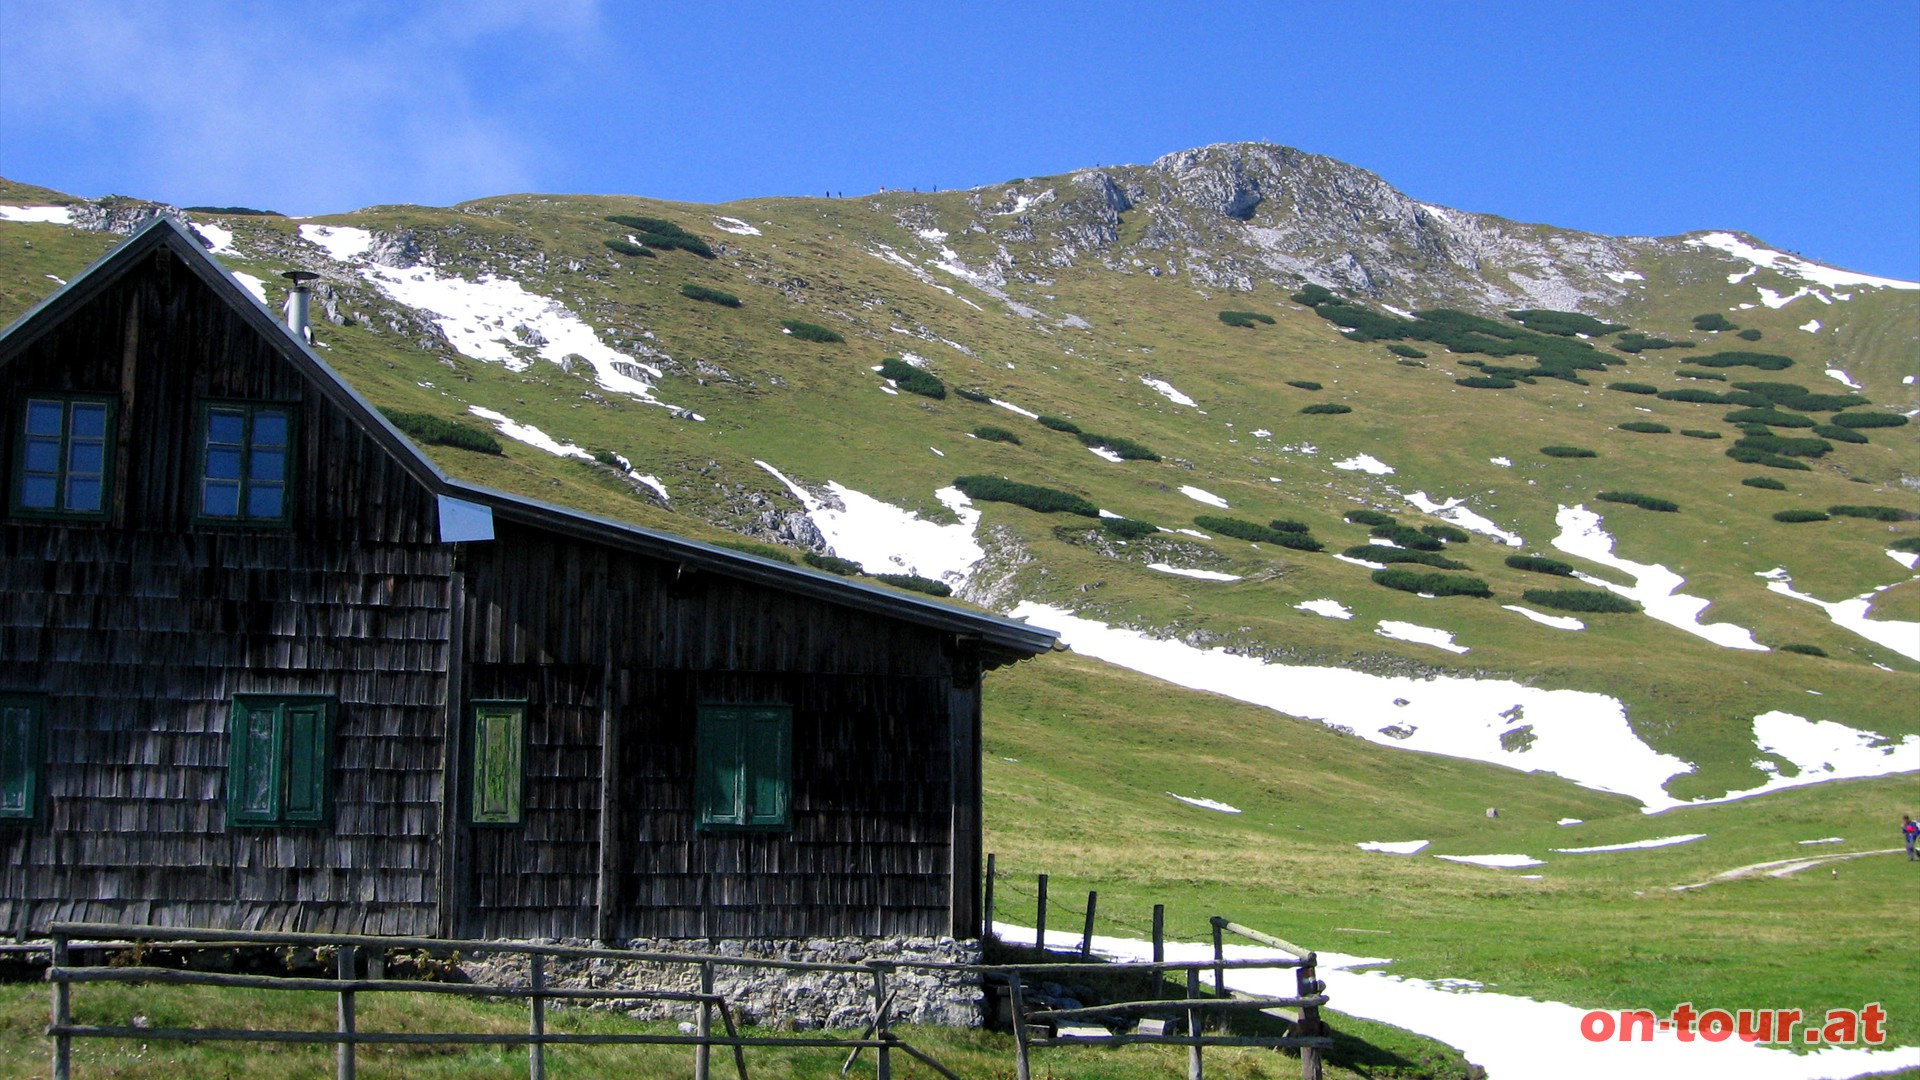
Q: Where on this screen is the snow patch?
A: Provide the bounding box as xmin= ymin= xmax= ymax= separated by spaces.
xmin=755 ymin=463 xmax=984 ymax=588
xmin=710 ymin=216 xmax=760 ymax=236
xmin=1802 ymin=319 xmax=1823 ymax=334
xmin=195 ymin=223 xmax=235 ymax=254
xmin=468 ymin=406 xmax=591 ymax=459
xmin=1375 ymin=621 xmax=1468 ymax=654
xmin=1179 ymin=485 xmax=1229 ymax=508
xmin=1406 ymin=492 xmax=1524 ymax=547
xmin=1435 ymin=854 xmax=1544 ymax=869
xmin=1798 ymin=837 xmax=1845 ymax=845
xmin=1552 ymin=834 xmax=1704 ymax=854
xmin=1824 ymin=368 xmax=1861 ymax=389
xmin=1490 ymin=456 xmax=1512 ymax=467
xmin=1148 ymin=564 xmax=1242 ymax=582
xmin=1357 ymin=840 xmax=1429 ymax=855
xmin=1503 ymin=605 xmax=1585 ymax=631
xmin=1168 ymin=793 xmax=1241 ymax=813
xmin=1687 ymin=232 xmax=1919 ymax=292
xmin=0 ymin=205 xmax=74 ymax=224
xmin=1553 ymin=506 xmax=1766 ymax=650
xmin=299 ymin=224 xmax=374 ymax=262
xmin=1295 ymin=599 xmax=1354 ymax=620
xmin=1141 ymin=376 xmax=1197 ymax=406
xmin=1603 ymin=269 xmax=1645 ymax=283
xmin=990 ymin=398 xmax=1039 ymax=419
xmin=1334 ymin=554 xmax=1387 ymax=570
xmin=1333 ymin=454 xmax=1395 ymax=475
xmin=1758 ymin=566 xmax=1920 ymax=660
xmin=1088 ymin=446 xmax=1124 ymax=463
xmin=230 ymin=272 xmax=269 ymax=304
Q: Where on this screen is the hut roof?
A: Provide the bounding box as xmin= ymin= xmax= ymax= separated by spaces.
xmin=0 ymin=216 xmax=1058 ymax=669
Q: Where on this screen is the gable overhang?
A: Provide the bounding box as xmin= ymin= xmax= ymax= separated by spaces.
xmin=0 ymin=216 xmax=1058 ymax=668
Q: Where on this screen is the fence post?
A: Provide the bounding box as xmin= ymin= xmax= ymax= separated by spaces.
xmin=1210 ymin=920 xmax=1225 ymax=999
xmin=1034 ymin=874 xmax=1048 ymax=953
xmin=1079 ymin=891 xmax=1097 ymax=959
xmin=529 ymin=952 xmax=547 ymax=1080
xmin=982 ymin=853 xmax=996 ymax=940
xmin=695 ymin=960 xmax=714 ymax=1080
xmin=1185 ymin=968 xmax=1203 ymax=1080
xmin=1007 ymin=970 xmax=1032 ymax=1080
xmin=872 ymin=964 xmax=891 ymax=1080
xmin=1298 ymin=957 xmax=1324 ymax=1080
xmin=336 ymin=944 xmax=357 ymax=1080
xmin=1150 ymin=905 xmax=1166 ymax=1000
xmin=50 ymin=930 xmax=70 ymax=1080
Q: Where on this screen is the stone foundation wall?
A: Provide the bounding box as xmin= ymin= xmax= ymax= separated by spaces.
xmin=460 ymin=936 xmax=983 ymax=1029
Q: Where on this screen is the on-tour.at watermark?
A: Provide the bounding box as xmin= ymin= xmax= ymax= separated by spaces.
xmin=1581 ymin=1003 xmax=1887 ymax=1045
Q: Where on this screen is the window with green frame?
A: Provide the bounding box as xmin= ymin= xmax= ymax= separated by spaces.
xmin=696 ymin=704 xmax=791 ymax=831
xmin=0 ymin=693 xmax=45 ymax=822
xmin=227 ymin=695 xmax=333 ymax=827
xmin=470 ymin=700 xmax=526 ymax=826
xmin=198 ymin=402 xmax=293 ymax=523
xmin=11 ymin=395 xmax=114 ymax=519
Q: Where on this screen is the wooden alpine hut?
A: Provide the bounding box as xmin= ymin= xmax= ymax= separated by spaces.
xmin=0 ymin=216 xmax=1055 ymax=944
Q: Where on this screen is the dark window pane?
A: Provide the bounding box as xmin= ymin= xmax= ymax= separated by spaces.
xmin=69 ymin=403 xmax=107 ymax=439
xmin=246 ymin=484 xmax=284 ymax=520
xmin=249 ymin=448 xmax=285 ymax=482
xmin=205 ymin=447 xmax=242 ymax=481
xmin=19 ymin=476 xmax=56 ymax=509
xmin=207 ymin=410 xmax=246 ymax=445
xmin=252 ymin=411 xmax=289 ymax=447
xmin=68 ymin=441 xmax=104 ymax=476
xmin=202 ymin=481 xmax=240 ymax=517
xmin=24 ymin=400 xmax=64 ymax=436
xmin=66 ymin=477 xmax=102 ymax=512
xmin=23 ymin=438 xmax=60 ymax=474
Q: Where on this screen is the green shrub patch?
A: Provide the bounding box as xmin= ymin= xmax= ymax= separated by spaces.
xmin=1521 ymin=588 xmax=1641 ymax=613
xmin=1674 ymin=369 xmax=1727 ymax=381
xmin=1370 ymin=524 xmax=1445 ymax=551
xmin=877 ymin=357 xmax=946 ymax=399
xmin=1773 ymin=509 xmax=1829 ymax=523
xmin=1734 ymin=433 xmax=1831 ymax=458
xmin=1619 ymin=421 xmax=1671 ymax=434
xmin=1078 ymin=432 xmax=1160 ymax=461
xmin=954 ymin=387 xmax=990 ymax=403
xmin=953 ymin=475 xmax=1098 ymax=516
xmin=1608 ymin=382 xmax=1660 ymax=395
xmin=1813 ymin=424 xmax=1868 ymax=444
xmin=380 ymin=409 xmax=503 ymax=455
xmin=1292 ymin=284 xmax=1338 ymax=307
xmin=1421 ymin=523 xmax=1471 ymax=544
xmin=1681 ymin=429 xmax=1723 ymax=439
xmin=679 ymin=283 xmax=741 ymax=307
xmin=1726 ymin=446 xmax=1812 ymax=471
xmin=1689 ymin=351 xmax=1795 ymax=370
xmin=1657 ymin=388 xmax=1731 ymax=404
xmin=782 ymin=319 xmax=844 ymax=343
xmin=1597 ymin=491 xmax=1679 ymax=512
xmin=1540 ymin=445 xmax=1598 ymax=458
xmin=1219 ymin=310 xmax=1276 ymax=328
xmin=1302 ymin=402 xmax=1353 ymax=415
xmin=1286 ymin=380 xmax=1323 ymax=391
xmin=1346 ymin=509 xmax=1398 ymax=527
xmin=1889 ymin=537 xmax=1920 ymax=553
xmin=1345 ymin=546 xmax=1468 ymax=570
xmin=1692 ymin=313 xmax=1738 ymax=332
xmin=1737 ymin=328 xmax=1764 ymax=341
xmin=1372 ymin=568 xmax=1492 ymax=597
xmin=1780 ymin=643 xmax=1827 ymax=657
xmin=1614 ymin=333 xmax=1694 ymax=353
xmin=1102 ymin=517 xmax=1158 ymax=540
xmin=1507 ymin=310 xmax=1627 ymax=337
xmin=604 ymin=238 xmax=655 ymax=258
xmin=803 ymin=552 xmax=863 ymax=575
xmin=1457 ymin=376 xmax=1518 ymax=389
xmin=1506 ymin=554 xmax=1575 ymax=576
xmin=1197 ymin=515 xmax=1325 ymax=551
xmin=717 ymin=540 xmax=796 ymax=564
xmin=1269 ymin=519 xmax=1312 ymax=534
xmin=1386 ymin=344 xmax=1428 ymax=358
xmin=872 ymin=573 xmax=952 ymax=597
xmin=1829 ymin=412 xmax=1908 ymax=429
xmin=972 ymin=425 xmax=1021 ymax=445
xmin=1038 ymin=415 xmax=1082 ymax=434
xmin=1723 ymin=408 xmax=1816 ymax=428
xmin=1829 ymin=505 xmax=1920 ymax=522
xmin=1742 ymin=476 xmax=1787 ymax=490
xmin=605 ymin=215 xmax=716 ymax=258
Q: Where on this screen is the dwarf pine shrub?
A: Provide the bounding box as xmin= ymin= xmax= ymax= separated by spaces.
xmin=1614 ymin=333 xmax=1694 ymax=353
xmin=1829 ymin=505 xmax=1920 ymax=522
xmin=1814 ymin=424 xmax=1868 ymax=444
xmin=1345 ymin=546 xmax=1468 ymax=570
xmin=604 ymin=239 xmax=655 ymax=258
xmin=877 ymin=357 xmax=946 ymax=399
xmin=1457 ymin=376 xmax=1518 ymax=389
xmin=1619 ymin=421 xmax=1671 ymax=434
xmin=1521 ymin=588 xmax=1641 ymax=613
xmin=1346 ymin=509 xmax=1398 ymax=527
xmin=1658 ymin=388 xmax=1730 ymax=404
xmin=1292 ymin=284 xmax=1338 ymax=307
xmin=380 ymin=409 xmax=504 ymax=455
xmin=1078 ymin=433 xmax=1160 ymax=461
xmin=1269 ymin=519 xmax=1311 ymax=534
xmin=1773 ymin=509 xmax=1830 ymax=523
xmin=1301 ymin=402 xmax=1352 ymax=415
xmin=1724 ymin=408 xmax=1816 ymax=428
xmin=1507 ymin=310 xmax=1627 ymax=337
xmin=953 ymin=475 xmax=1098 ymax=516
xmin=954 ymin=387 xmax=990 ymax=403
xmin=1889 ymin=537 xmax=1920 ymax=553
xmin=782 ymin=319 xmax=844 ymax=343
xmin=1780 ymin=643 xmax=1827 ymax=657
xmin=1371 ymin=524 xmax=1445 ymax=551
xmin=1421 ymin=523 xmax=1472 ymax=544
xmin=605 ymin=215 xmax=715 ymax=258
xmin=1690 ymin=351 xmax=1794 ymax=370
xmin=803 ymin=552 xmax=863 ymax=575
xmin=1737 ymin=329 xmax=1763 ymax=341
xmin=1692 ymin=313 xmax=1738 ymax=332
xmin=1608 ymin=382 xmax=1660 ymax=395
xmin=1681 ymin=429 xmax=1723 ymax=439
xmin=1037 ymin=415 xmax=1082 ymax=434
xmin=1742 ymin=476 xmax=1788 ymax=490
xmin=1198 ymin=515 xmax=1291 ymax=545
xmin=1396 ymin=358 xmax=1427 ymax=367
xmin=716 ymin=540 xmax=797 ymax=564
xmin=1540 ymin=445 xmax=1598 ymax=458
xmin=1102 ymin=517 xmax=1158 ymax=540
xmin=972 ymin=425 xmax=1021 ymax=445
xmin=1675 ymin=369 xmax=1727 ymax=381
xmin=1386 ymin=344 xmax=1428 ymax=358
xmin=1830 ymin=412 xmax=1908 ymax=429
xmin=1735 ymin=433 xmax=1831 ymax=458
xmin=1287 ymin=380 xmax=1323 ymax=391
xmin=1726 ymin=446 xmax=1812 ymax=470
xmin=1597 ymin=491 xmax=1679 ymax=512
xmin=679 ymin=283 xmax=741 ymax=307
xmin=1372 ymin=568 xmax=1493 ymax=597
xmin=1505 ymin=554 xmax=1575 ymax=576
xmin=872 ymin=573 xmax=952 ymax=597
xmin=1219 ymin=310 xmax=1276 ymax=328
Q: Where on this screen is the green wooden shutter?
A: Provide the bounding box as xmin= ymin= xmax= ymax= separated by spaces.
xmin=697 ymin=706 xmax=746 ymax=826
xmin=471 ymin=702 xmax=526 ymax=825
xmin=743 ymin=707 xmax=791 ymax=828
xmin=229 ymin=701 xmax=282 ymax=825
xmin=0 ymin=697 xmax=42 ymax=820
xmin=281 ymin=701 xmax=330 ymax=824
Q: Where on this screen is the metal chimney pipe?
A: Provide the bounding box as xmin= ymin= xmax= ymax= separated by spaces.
xmin=281 ymin=270 xmax=319 ymax=342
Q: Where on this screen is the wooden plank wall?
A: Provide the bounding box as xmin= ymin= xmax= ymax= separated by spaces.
xmin=0 ymin=249 xmax=453 ymax=937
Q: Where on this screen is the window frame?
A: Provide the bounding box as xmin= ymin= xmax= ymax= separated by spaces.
xmin=695 ymin=703 xmax=792 ymax=832
xmin=0 ymin=692 xmax=46 ymax=823
xmin=226 ymin=694 xmax=334 ymax=828
xmin=194 ymin=399 xmax=297 ymax=528
xmin=469 ymin=699 xmax=528 ymax=827
xmin=9 ymin=394 xmax=117 ymax=521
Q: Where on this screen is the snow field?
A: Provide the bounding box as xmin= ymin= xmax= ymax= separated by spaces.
xmin=755 ymin=463 xmax=984 ymax=587
xmin=0 ymin=205 xmax=74 ymax=224
xmin=1552 ymin=506 xmax=1765 ymax=650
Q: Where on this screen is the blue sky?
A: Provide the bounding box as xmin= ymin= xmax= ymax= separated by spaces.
xmin=4 ymin=0 xmax=1916 ymax=278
